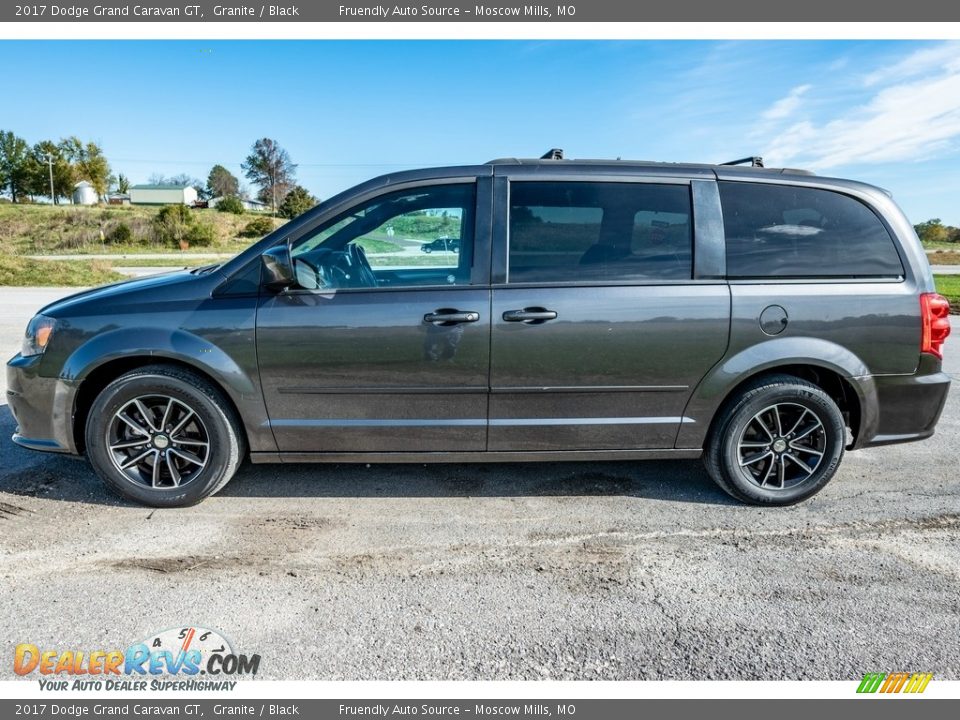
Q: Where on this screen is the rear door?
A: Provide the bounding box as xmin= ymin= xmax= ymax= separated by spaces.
xmin=488 ymin=173 xmax=730 ymax=451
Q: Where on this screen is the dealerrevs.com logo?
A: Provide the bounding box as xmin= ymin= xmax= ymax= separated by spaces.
xmin=14 ymin=626 xmax=260 ymax=691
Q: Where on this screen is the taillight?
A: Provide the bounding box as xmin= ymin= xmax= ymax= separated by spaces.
xmin=920 ymin=292 xmax=951 ymax=360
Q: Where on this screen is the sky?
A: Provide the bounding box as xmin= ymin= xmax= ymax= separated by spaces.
xmin=1 ymin=40 xmax=958 ymax=224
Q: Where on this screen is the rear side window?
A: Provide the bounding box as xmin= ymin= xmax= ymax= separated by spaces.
xmin=719 ymin=182 xmax=903 ymax=279
xmin=508 ymin=182 xmax=693 ymax=283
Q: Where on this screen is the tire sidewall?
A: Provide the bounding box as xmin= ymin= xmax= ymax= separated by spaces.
xmin=85 ymin=373 xmax=235 ymax=507
xmin=719 ymin=384 xmax=845 ymax=505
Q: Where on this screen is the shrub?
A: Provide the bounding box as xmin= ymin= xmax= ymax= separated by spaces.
xmin=216 ymin=195 xmax=245 ymax=215
xmin=185 ymin=221 xmax=216 ymax=247
xmin=153 ymin=204 xmax=194 ymax=247
xmin=157 ymin=204 xmax=191 ymax=225
xmin=107 ymin=222 xmax=132 ymax=245
xmin=278 ymin=185 xmax=317 ymax=219
xmin=240 ymin=216 xmax=275 ymax=238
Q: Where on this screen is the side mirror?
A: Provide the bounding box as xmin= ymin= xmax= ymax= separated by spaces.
xmin=261 ymin=245 xmax=295 ymax=291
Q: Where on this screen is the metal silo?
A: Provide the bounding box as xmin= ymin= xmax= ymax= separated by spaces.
xmin=72 ymin=181 xmax=99 ymax=205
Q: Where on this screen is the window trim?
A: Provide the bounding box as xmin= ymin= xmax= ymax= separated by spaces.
xmin=498 ymin=177 xmax=698 ymax=287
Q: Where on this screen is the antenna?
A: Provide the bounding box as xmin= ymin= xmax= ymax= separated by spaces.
xmin=540 ymin=148 xmax=564 ymax=160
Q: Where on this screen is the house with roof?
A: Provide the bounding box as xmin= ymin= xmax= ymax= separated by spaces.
xmin=208 ymin=196 xmax=270 ymax=212
xmin=129 ymin=184 xmax=199 ymax=206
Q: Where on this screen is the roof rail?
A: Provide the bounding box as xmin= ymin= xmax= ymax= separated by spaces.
xmin=540 ymin=148 xmax=564 ymax=160
xmin=721 ymin=156 xmax=764 ymax=168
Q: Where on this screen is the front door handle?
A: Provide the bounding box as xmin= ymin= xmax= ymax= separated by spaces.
xmin=502 ymin=308 xmax=558 ymax=323
xmin=424 ymin=309 xmax=480 ymax=325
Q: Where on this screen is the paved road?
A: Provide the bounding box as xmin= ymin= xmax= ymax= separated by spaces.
xmin=1 ymin=288 xmax=959 ymax=681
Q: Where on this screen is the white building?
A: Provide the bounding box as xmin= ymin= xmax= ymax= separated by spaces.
xmin=208 ymin=196 xmax=270 ymax=212
xmin=129 ymin=184 xmax=199 ymax=206
xmin=72 ymin=181 xmax=99 ymax=206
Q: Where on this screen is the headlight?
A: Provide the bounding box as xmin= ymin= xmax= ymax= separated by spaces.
xmin=22 ymin=315 xmax=56 ymax=357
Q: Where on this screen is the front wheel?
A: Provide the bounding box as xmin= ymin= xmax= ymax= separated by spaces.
xmin=85 ymin=365 xmax=245 ymax=507
xmin=704 ymin=375 xmax=845 ymax=505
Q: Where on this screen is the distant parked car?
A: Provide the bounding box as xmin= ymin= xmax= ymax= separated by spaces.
xmin=421 ymin=237 xmax=460 ymax=253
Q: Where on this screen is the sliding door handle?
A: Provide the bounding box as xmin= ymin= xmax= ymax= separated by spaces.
xmin=502 ymin=308 xmax=558 ymax=323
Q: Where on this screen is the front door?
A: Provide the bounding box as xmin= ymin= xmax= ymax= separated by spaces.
xmin=256 ymin=180 xmax=492 ymax=453
xmin=489 ymin=178 xmax=730 ymax=451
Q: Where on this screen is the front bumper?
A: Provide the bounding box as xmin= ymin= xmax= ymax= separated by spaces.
xmin=6 ymin=354 xmax=78 ymax=455
xmin=850 ymin=354 xmax=951 ymax=449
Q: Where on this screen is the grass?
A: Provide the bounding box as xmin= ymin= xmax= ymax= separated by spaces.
xmin=922 ymin=240 xmax=960 ymax=251
xmin=927 ymin=249 xmax=960 ymax=265
xmin=106 ymin=256 xmax=227 ymax=268
xmin=934 ymin=275 xmax=960 ymax=312
xmin=0 ymin=203 xmax=281 ymax=256
xmin=0 ymin=255 xmax=125 ymax=287
xmin=356 ymin=237 xmax=404 ymax=254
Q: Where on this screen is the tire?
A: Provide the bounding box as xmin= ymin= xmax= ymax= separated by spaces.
xmin=423 ymin=246 xmax=432 ymax=253
xmin=84 ymin=364 xmax=245 ymax=507
xmin=704 ymin=374 xmax=845 ymax=506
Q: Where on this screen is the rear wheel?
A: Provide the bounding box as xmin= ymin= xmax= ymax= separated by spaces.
xmin=85 ymin=365 xmax=244 ymax=507
xmin=704 ymin=375 xmax=845 ymax=505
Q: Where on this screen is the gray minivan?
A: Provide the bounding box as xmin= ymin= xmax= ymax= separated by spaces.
xmin=7 ymin=153 xmax=952 ymax=507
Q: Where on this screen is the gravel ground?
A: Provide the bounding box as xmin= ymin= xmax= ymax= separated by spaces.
xmin=1 ymin=287 xmax=959 ymax=681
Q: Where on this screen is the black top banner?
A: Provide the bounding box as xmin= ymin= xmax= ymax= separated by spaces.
xmin=4 ymin=0 xmax=960 ymax=22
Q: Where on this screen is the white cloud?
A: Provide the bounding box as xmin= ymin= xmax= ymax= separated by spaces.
xmin=761 ymin=84 xmax=812 ymax=121
xmin=759 ymin=42 xmax=960 ymax=170
xmin=863 ymin=41 xmax=960 ymax=87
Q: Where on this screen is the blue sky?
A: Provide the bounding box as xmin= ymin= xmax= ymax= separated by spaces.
xmin=2 ymin=40 xmax=958 ymax=223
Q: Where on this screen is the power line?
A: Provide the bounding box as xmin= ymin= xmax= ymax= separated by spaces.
xmin=107 ymin=157 xmax=446 ymax=168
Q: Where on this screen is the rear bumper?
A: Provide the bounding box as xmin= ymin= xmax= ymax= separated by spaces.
xmin=6 ymin=354 xmax=78 ymax=455
xmin=850 ymin=354 xmax=951 ymax=449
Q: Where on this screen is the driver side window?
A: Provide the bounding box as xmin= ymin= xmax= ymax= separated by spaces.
xmin=290 ymin=183 xmax=476 ymax=290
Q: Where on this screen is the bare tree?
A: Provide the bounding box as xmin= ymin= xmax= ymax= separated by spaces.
xmin=241 ymin=138 xmax=297 ymax=214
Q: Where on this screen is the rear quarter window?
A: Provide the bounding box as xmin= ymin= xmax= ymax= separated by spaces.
xmin=719 ymin=181 xmax=904 ymax=279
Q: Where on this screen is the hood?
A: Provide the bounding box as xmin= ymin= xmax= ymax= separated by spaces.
xmin=38 ymin=267 xmax=213 ymax=318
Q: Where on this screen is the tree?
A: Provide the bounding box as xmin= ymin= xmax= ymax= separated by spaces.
xmin=278 ymin=185 xmax=317 ymax=219
xmin=914 ymin=219 xmax=951 ymax=245
xmin=207 ymin=164 xmax=240 ymax=199
xmin=167 ymin=173 xmax=204 ymax=195
xmin=241 ymin=138 xmax=297 ymax=214
xmin=60 ymin=137 xmax=110 ymax=197
xmin=116 ymin=173 xmax=130 ymax=194
xmin=26 ymin=140 xmax=74 ymax=203
xmin=0 ymin=130 xmax=31 ymax=202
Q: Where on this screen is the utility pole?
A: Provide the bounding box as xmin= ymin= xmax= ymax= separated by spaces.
xmin=44 ymin=153 xmax=56 ymax=205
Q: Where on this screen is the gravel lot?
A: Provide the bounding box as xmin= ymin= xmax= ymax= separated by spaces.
xmin=1 ymin=287 xmax=959 ymax=681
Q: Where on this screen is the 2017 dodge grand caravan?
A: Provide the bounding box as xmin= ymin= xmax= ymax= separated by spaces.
xmin=7 ymin=153 xmax=952 ymax=507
